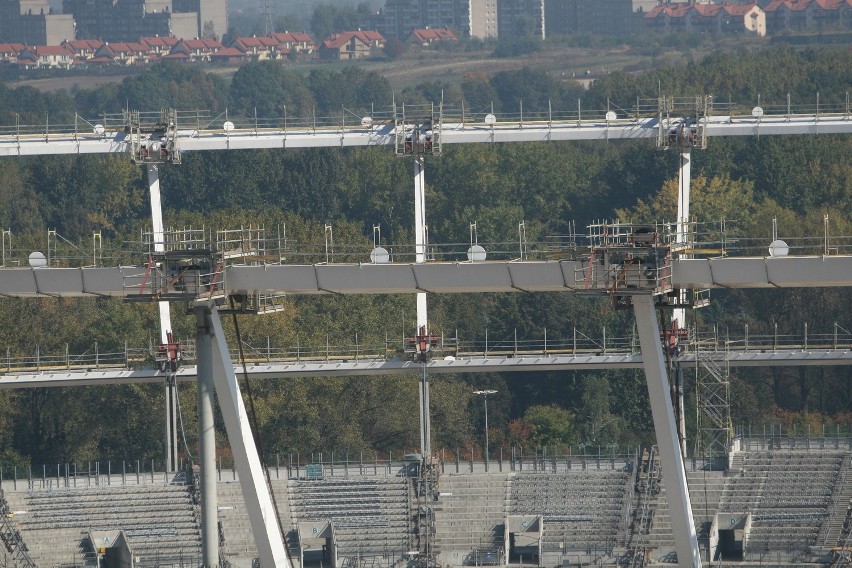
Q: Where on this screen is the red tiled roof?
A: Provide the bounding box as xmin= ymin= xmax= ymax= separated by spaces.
xmin=322 ymin=30 xmax=384 ymax=49
xmin=162 ymin=52 xmax=190 ymax=59
xmin=231 ymin=36 xmax=279 ymax=51
xmin=0 ymin=43 xmax=24 ymax=55
xmin=103 ymin=42 xmax=149 ymax=54
xmin=787 ymin=0 xmax=814 ymax=11
xmin=63 ymin=39 xmax=104 ymax=51
xmin=358 ymin=30 xmax=384 ymax=41
xmin=644 ymin=5 xmax=667 ymax=17
xmin=762 ymin=0 xmax=788 ymax=11
xmin=692 ymin=4 xmax=724 ymax=16
xmin=271 ymin=31 xmax=315 ymax=44
xmin=724 ymin=3 xmax=759 ymax=15
xmin=140 ymin=36 xmax=180 ymax=48
xmin=814 ymin=0 xmax=844 ymax=9
xmin=210 ymin=47 xmax=244 ymax=57
xmin=32 ymin=45 xmax=73 ymax=56
xmin=666 ymin=4 xmax=692 ymax=17
xmin=183 ymin=38 xmax=223 ymax=50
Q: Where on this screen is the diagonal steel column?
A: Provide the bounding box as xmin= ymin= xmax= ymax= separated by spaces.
xmin=634 ymin=295 xmax=701 ymax=568
xmin=203 ymin=304 xmax=290 ymax=568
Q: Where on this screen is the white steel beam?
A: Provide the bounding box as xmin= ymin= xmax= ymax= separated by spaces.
xmin=204 ymin=304 xmax=290 ymax=568
xmin=633 ymin=295 xmax=701 ymax=568
xmin=2 ymin=349 xmax=850 ymax=389
xmin=3 ymin=114 xmax=852 ymax=157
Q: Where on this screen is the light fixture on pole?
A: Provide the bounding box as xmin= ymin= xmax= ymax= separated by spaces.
xmin=473 ymin=390 xmax=498 ymax=466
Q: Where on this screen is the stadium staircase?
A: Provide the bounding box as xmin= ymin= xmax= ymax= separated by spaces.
xmin=639 ymin=467 xmax=725 ymax=563
xmin=432 ymin=473 xmax=508 ymax=565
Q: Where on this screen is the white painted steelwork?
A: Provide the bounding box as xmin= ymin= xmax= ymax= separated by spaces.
xmin=2 ymin=113 xmax=852 ymax=157
xmin=1 ymin=347 xmax=849 ymax=389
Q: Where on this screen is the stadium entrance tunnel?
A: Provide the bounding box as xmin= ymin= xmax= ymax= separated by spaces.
xmin=504 ymin=515 xmax=541 ymax=564
xmin=89 ymin=529 xmax=132 ymax=568
xmin=298 ymin=521 xmax=338 ymax=568
xmin=710 ymin=513 xmax=750 ymax=561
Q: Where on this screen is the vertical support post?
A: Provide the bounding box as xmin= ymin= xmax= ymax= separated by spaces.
xmin=674 ymin=147 xmax=691 ymax=456
xmin=202 ymin=304 xmax=290 ymax=568
xmin=147 ymin=163 xmax=178 ymax=473
xmin=634 ymin=296 xmax=701 ymax=568
xmin=195 ymin=307 xmax=218 ymax=568
xmin=414 ymin=155 xmax=431 ymax=458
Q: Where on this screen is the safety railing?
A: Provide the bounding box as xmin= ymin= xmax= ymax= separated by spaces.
xmin=1 ymin=322 xmax=850 ymax=374
xmin=3 ymin=93 xmax=852 ymax=142
xmin=1 ymin=219 xmax=852 ymax=269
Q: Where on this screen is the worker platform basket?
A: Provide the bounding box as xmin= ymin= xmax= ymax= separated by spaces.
xmin=124 ymin=229 xmax=224 ymax=302
xmin=656 ymin=95 xmax=710 ymax=151
xmin=394 ymin=102 xmax=442 ymax=156
xmin=126 ymin=108 xmax=182 ymax=165
xmin=577 ymin=222 xmax=674 ymax=296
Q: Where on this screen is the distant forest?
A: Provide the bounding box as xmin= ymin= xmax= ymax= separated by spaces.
xmin=0 ymin=47 xmax=850 ymax=469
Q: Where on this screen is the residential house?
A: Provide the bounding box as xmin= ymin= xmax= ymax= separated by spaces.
xmin=725 ymin=4 xmax=767 ymax=36
xmin=93 ymin=41 xmax=150 ymax=65
xmin=645 ymin=2 xmax=765 ymax=35
xmin=319 ymin=31 xmax=385 ymax=60
xmin=209 ymin=46 xmax=245 ymax=64
xmin=61 ymin=39 xmax=104 ymax=61
xmin=169 ymin=38 xmax=223 ymax=62
xmin=0 ymin=43 xmax=25 ymax=63
xmin=270 ymin=31 xmax=317 ymax=55
xmin=17 ymin=45 xmax=74 ymax=68
xmin=230 ymin=36 xmax=280 ymax=61
xmin=140 ymin=36 xmax=180 ymax=57
xmin=405 ymin=27 xmax=458 ymax=45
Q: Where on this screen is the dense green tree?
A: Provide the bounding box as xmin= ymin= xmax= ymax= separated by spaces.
xmin=116 ymin=63 xmax=227 ymax=113
xmin=522 ymin=405 xmax=577 ymax=447
xmin=461 ymin=73 xmax=501 ymax=114
xmin=310 ymin=3 xmax=372 ymax=41
xmin=229 ymin=62 xmax=316 ymax=119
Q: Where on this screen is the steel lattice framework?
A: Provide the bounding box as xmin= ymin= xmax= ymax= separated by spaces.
xmin=2 ymin=95 xmax=852 ymax=568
